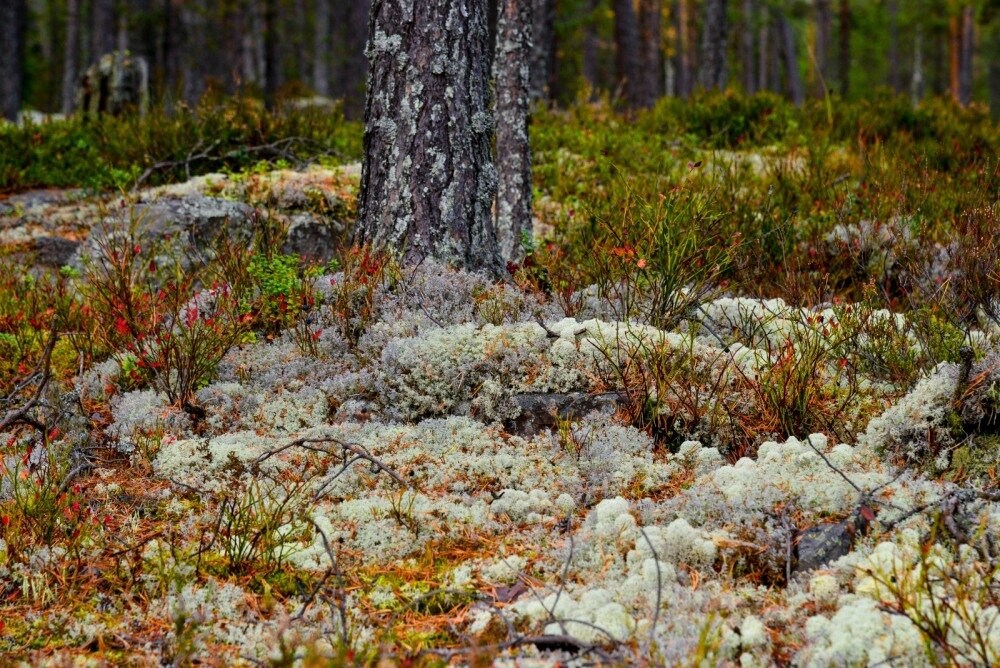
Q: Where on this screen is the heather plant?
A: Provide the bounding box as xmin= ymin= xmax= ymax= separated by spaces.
xmin=82 ymin=213 xmax=252 ymax=406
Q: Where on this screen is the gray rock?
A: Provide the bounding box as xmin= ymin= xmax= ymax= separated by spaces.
xmin=281 ymin=213 xmax=345 ymax=262
xmin=793 ymin=505 xmax=873 ymax=575
xmin=71 ymin=195 xmax=256 ymax=273
xmin=505 ymin=392 xmax=624 ymax=438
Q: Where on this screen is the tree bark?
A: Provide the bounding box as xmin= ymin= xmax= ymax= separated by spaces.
xmin=63 ymin=0 xmax=82 ymax=113
xmin=814 ymin=0 xmax=831 ymax=96
xmin=495 ymin=0 xmax=533 ymax=262
xmin=958 ymin=4 xmax=973 ymax=106
xmin=837 ymin=0 xmax=850 ymax=97
xmin=775 ymin=8 xmax=804 ymax=105
xmin=356 ymin=0 xmax=500 ymax=273
xmin=0 ymin=0 xmax=25 ymax=120
xmin=740 ymin=0 xmax=755 ymax=93
xmin=613 ymin=0 xmax=643 ymax=106
xmin=529 ymin=0 xmax=556 ymax=102
xmin=699 ymin=0 xmax=728 ymax=90
xmin=638 ymin=0 xmax=662 ymax=106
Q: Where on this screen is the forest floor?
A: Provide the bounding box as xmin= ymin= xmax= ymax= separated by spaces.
xmin=1 ymin=95 xmax=999 ymax=665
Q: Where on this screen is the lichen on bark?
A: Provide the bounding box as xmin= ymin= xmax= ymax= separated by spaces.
xmin=356 ymin=0 xmax=500 ymax=274
xmin=494 ymin=0 xmax=534 ymax=263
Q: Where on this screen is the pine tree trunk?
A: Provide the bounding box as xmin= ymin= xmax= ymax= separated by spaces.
xmin=582 ymin=0 xmax=600 ymax=93
xmin=0 ymin=0 xmax=25 ymax=120
xmin=530 ymin=0 xmax=556 ymax=102
xmin=495 ymin=0 xmax=533 ymax=262
xmin=613 ymin=0 xmax=643 ymax=106
xmin=758 ymin=13 xmax=769 ymax=91
xmin=958 ymin=5 xmax=973 ymax=106
xmin=814 ymin=0 xmax=831 ymax=96
xmin=356 ymin=0 xmax=500 ymax=273
xmin=638 ymin=0 xmax=662 ymax=107
xmin=263 ymin=0 xmax=280 ymax=108
xmin=775 ymin=9 xmax=804 ymax=105
xmin=676 ymin=0 xmax=693 ymax=98
xmin=837 ymin=0 xmax=850 ymax=97
xmin=741 ymin=0 xmax=755 ymax=93
xmin=91 ymin=0 xmax=117 ymax=59
xmin=911 ymin=31 xmax=924 ymax=104
xmin=334 ymin=0 xmax=369 ymax=117
xmin=700 ymin=0 xmax=728 ymax=90
xmin=161 ymin=0 xmax=183 ymax=105
xmin=63 ymin=0 xmax=81 ymax=113
xmin=314 ymin=0 xmax=331 ymax=96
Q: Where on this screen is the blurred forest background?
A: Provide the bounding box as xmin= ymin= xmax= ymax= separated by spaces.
xmin=2 ymin=0 xmax=998 ymax=122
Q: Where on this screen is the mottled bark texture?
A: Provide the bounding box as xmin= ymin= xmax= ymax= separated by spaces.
xmin=613 ymin=0 xmax=643 ymax=107
xmin=638 ymin=0 xmax=662 ymax=107
xmin=495 ymin=0 xmax=533 ymax=262
xmin=357 ymin=0 xmax=500 ymax=273
xmin=699 ymin=0 xmax=728 ymax=90
xmin=0 ymin=0 xmax=25 ymax=120
xmin=530 ymin=0 xmax=556 ymax=102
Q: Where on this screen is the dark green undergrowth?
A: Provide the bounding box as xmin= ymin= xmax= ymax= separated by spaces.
xmin=0 ymin=98 xmax=363 ymax=193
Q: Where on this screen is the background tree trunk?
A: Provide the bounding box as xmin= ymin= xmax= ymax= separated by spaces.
xmin=334 ymin=0 xmax=369 ymax=117
xmin=0 ymin=0 xmax=25 ymax=120
xmin=313 ymin=0 xmax=331 ymax=96
xmin=62 ymin=0 xmax=81 ymax=113
xmin=263 ymin=0 xmax=279 ymax=108
xmin=958 ymin=4 xmax=974 ymax=106
xmin=837 ymin=0 xmax=850 ymax=96
xmin=638 ymin=0 xmax=662 ymax=106
xmin=530 ymin=0 xmax=557 ymax=102
xmin=495 ymin=0 xmax=533 ymax=261
xmin=582 ymin=0 xmax=600 ymax=93
xmin=775 ymin=8 xmax=804 ymax=105
xmin=700 ymin=0 xmax=729 ymax=90
xmin=91 ymin=0 xmax=117 ymax=59
xmin=741 ymin=0 xmax=755 ymax=93
xmin=676 ymin=0 xmax=693 ymax=98
xmin=613 ymin=0 xmax=643 ymax=107
xmin=758 ymin=12 xmax=770 ymax=91
xmin=911 ymin=31 xmax=924 ymax=104
xmin=814 ymin=0 xmax=831 ymax=96
xmin=356 ymin=0 xmax=499 ymax=272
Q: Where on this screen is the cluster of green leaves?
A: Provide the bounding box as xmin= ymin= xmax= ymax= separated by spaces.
xmin=0 ymin=97 xmax=362 ymax=193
